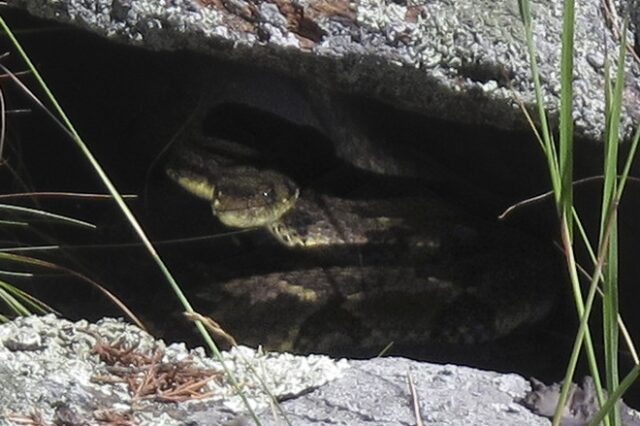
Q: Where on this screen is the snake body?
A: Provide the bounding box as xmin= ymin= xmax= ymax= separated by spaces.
xmin=166 ymin=137 xmax=560 ymax=354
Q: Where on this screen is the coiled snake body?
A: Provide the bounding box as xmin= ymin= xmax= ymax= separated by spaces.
xmin=166 ymin=137 xmax=559 ymax=355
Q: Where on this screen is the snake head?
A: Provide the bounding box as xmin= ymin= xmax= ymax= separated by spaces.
xmin=166 ymin=141 xmax=299 ymax=229
xmin=212 ymin=168 xmax=299 ymax=228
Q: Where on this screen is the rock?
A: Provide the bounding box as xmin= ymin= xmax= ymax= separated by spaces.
xmin=267 ymin=358 xmax=548 ymax=426
xmin=522 ymin=377 xmax=640 ymax=426
xmin=0 ymin=315 xmax=555 ymax=425
xmin=5 ymin=0 xmax=640 ymax=142
xmin=0 ymin=315 xmax=349 ymax=425
xmin=2 ymin=2 xmax=639 ymax=423
xmin=5 ymin=315 xmax=636 ymax=425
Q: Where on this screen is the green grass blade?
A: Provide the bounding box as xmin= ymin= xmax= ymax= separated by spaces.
xmin=599 ymin=20 xmax=629 ymax=426
xmin=0 ymin=280 xmax=51 ymax=315
xmin=0 ymin=283 xmax=52 ymax=314
xmin=589 ymin=365 xmax=640 ymax=426
xmin=517 ymin=0 xmax=613 ymax=423
xmin=0 ymin=269 xmax=33 ymax=278
xmin=517 ymin=0 xmax=561 ymax=197
xmin=552 ymin=220 xmax=607 ymax=426
xmin=573 ymin=207 xmax=596 ymax=264
xmin=0 ymin=251 xmax=141 ymax=327
xmin=0 ymin=203 xmax=96 ymax=229
xmin=0 ymin=220 xmax=29 ymax=226
xmin=0 ymin=283 xmax=31 ymax=315
xmin=558 ymin=0 xmax=575 ymax=238
xmin=551 ymin=0 xmax=611 ymax=423
xmin=601 ymin=23 xmax=626 ymax=230
xmin=0 ymin=16 xmax=264 ymax=424
xmin=616 ymin=124 xmax=640 ymax=199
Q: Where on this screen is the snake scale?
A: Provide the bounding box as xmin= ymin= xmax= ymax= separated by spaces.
xmin=166 ymin=134 xmax=560 ymax=355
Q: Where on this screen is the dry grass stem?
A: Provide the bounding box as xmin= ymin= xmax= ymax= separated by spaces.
xmin=407 ymin=372 xmax=424 ymax=426
xmin=184 ymin=311 xmax=238 ymax=347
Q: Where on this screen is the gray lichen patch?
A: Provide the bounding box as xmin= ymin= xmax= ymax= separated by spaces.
xmin=0 ymin=315 xmax=348 ymax=425
xmin=7 ymin=0 xmax=640 ymax=141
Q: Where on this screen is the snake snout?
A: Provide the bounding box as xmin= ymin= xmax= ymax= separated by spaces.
xmin=212 ymin=169 xmax=299 ymax=229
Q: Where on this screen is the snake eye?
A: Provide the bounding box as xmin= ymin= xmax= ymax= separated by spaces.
xmin=212 ymin=188 xmax=222 ymax=200
xmin=262 ymin=189 xmax=276 ymax=203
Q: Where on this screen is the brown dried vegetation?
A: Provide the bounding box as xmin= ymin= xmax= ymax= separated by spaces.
xmin=86 ymin=330 xmax=225 ymax=403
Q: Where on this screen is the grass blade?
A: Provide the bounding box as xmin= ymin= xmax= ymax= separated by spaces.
xmin=0 ymin=16 xmax=264 ymax=424
xmin=0 ymin=203 xmax=96 ymax=229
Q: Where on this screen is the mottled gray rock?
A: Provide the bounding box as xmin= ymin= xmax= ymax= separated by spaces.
xmin=0 ymin=315 xmax=557 ymax=425
xmin=0 ymin=315 xmax=348 ymax=425
xmin=264 ymin=358 xmax=550 ymax=426
xmin=6 ymin=0 xmax=640 ymax=141
xmin=522 ymin=377 xmax=640 ymax=426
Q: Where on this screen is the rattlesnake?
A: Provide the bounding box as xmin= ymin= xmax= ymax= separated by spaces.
xmin=166 ymin=136 xmax=560 ymax=353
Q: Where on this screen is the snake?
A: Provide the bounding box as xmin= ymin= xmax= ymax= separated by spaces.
xmin=165 ymin=136 xmax=560 ymax=355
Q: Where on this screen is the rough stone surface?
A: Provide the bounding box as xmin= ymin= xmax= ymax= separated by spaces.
xmin=522 ymin=377 xmax=640 ymax=426
xmin=262 ymin=358 xmax=550 ymax=426
xmin=0 ymin=315 xmax=554 ymax=425
xmin=0 ymin=315 xmax=348 ymax=425
xmin=6 ymin=0 xmax=640 ymax=142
